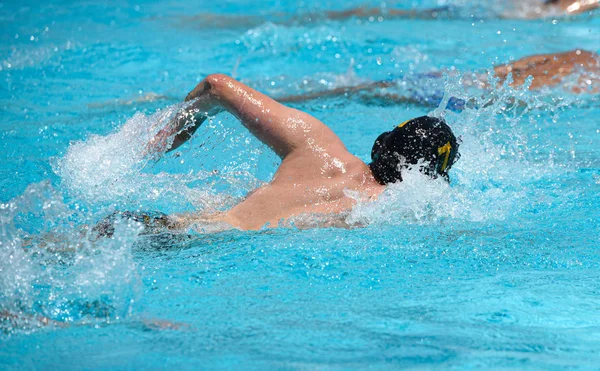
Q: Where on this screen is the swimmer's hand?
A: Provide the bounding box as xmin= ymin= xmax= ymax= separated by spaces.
xmin=145 ymin=109 xmax=207 ymax=156
xmin=145 ymin=83 xmax=222 ymax=157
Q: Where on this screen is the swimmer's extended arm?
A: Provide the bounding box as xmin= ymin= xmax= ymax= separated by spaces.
xmin=183 ymin=74 xmax=346 ymax=158
xmin=318 ymin=6 xmax=455 ymax=21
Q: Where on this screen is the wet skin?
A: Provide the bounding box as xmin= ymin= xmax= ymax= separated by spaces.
xmin=150 ymin=75 xmax=385 ymax=230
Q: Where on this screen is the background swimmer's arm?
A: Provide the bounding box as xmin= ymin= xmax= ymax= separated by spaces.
xmin=185 ymin=74 xmax=347 ymax=158
xmin=277 ymin=81 xmax=393 ymax=103
xmin=320 ymin=6 xmax=454 ymax=21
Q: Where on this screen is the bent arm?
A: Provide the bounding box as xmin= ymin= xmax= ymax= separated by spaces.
xmin=147 ymin=102 xmax=215 ymax=154
xmin=183 ymin=74 xmax=346 ymax=158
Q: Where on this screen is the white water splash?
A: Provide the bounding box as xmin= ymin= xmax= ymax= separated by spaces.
xmin=52 ymin=104 xmax=238 ymax=212
xmin=0 ymin=182 xmax=141 ymax=332
xmin=348 ymin=70 xmax=577 ymax=227
xmin=54 ymin=107 xmax=171 ymax=201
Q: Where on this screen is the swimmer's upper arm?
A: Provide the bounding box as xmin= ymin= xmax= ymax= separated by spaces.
xmin=189 ymin=74 xmax=346 ymax=158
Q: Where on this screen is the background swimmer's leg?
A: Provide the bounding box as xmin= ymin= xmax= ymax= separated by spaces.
xmin=0 ymin=310 xmax=67 ymax=331
xmin=1 ymin=310 xmax=186 ymax=333
xmin=140 ymin=318 xmax=188 ymax=330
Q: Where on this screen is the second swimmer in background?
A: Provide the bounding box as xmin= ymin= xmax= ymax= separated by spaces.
xmin=275 ymin=50 xmax=599 ymax=107
xmin=169 ymin=0 xmax=600 ymax=30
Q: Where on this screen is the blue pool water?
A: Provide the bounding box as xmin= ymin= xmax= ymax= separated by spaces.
xmin=1 ymin=0 xmax=600 ymax=369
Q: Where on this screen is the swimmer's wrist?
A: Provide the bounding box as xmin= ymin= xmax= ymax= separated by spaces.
xmin=185 ymin=79 xmax=213 ymax=102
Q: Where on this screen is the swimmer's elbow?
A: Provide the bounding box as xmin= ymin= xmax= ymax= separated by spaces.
xmin=204 ymin=74 xmax=234 ymax=94
xmin=185 ymin=73 xmax=232 ymax=102
xmin=200 ymin=73 xmax=259 ymax=110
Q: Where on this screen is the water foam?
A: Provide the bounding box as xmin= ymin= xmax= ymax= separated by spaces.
xmin=52 ymin=103 xmax=238 ymax=213
xmin=1 ymin=104 xmax=258 ymax=333
xmin=0 ymin=182 xmax=141 ymax=334
xmin=348 ymin=70 xmax=576 ymax=227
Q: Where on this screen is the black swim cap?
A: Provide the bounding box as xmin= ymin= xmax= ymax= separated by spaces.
xmin=369 ymin=116 xmax=459 ymax=184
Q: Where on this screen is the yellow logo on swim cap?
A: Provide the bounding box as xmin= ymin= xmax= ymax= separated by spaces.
xmin=398 ymin=119 xmax=411 ymax=128
xmin=437 ymin=142 xmax=452 ymax=172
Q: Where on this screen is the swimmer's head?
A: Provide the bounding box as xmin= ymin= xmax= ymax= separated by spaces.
xmin=369 ymin=116 xmax=460 ymax=184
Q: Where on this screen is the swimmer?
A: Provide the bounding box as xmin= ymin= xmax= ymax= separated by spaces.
xmin=169 ymin=0 xmax=598 ymax=30
xmin=519 ymin=0 xmax=600 ymax=17
xmin=141 ymin=74 xmax=459 ymax=231
xmin=316 ymin=0 xmax=599 ymax=20
xmin=172 ymin=6 xmax=457 ymax=29
xmin=276 ymin=49 xmax=600 ymax=106
xmin=88 ymin=50 xmax=598 ymax=117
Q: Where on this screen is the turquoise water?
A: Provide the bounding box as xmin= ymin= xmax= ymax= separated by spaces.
xmin=1 ymin=0 xmax=600 ymax=369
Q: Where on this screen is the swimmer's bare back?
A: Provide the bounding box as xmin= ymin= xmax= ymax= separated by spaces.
xmin=150 ymin=74 xmax=385 ymax=230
